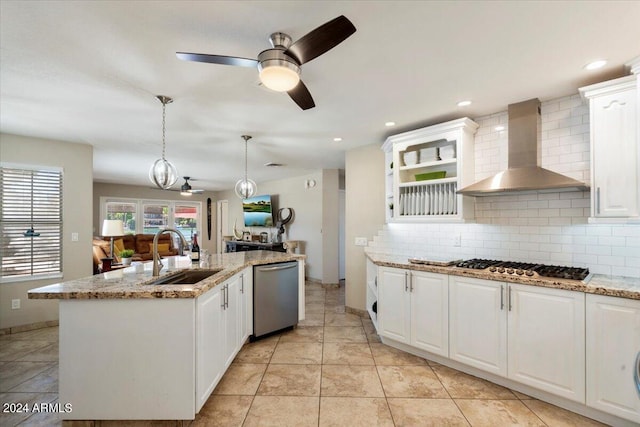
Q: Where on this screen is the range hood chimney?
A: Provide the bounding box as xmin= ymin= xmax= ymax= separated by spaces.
xmin=458 ymin=98 xmax=589 ymax=196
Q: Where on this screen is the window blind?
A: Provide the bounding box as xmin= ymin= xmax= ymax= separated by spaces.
xmin=0 ymin=166 xmax=63 ymax=280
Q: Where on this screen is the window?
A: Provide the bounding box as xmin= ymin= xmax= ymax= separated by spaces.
xmin=0 ymin=165 xmax=63 ymax=282
xmin=101 ymin=197 xmax=201 ymax=245
xmin=105 ymin=201 xmax=136 ymax=234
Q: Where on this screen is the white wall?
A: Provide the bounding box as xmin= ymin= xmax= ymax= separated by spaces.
xmin=0 ymin=133 xmax=93 ymax=329
xmin=346 ymin=93 xmax=639 ymax=312
xmin=217 ymin=171 xmax=327 ymax=281
xmin=345 ymin=144 xmax=386 ymax=311
xmin=322 ymin=169 xmax=340 ymax=285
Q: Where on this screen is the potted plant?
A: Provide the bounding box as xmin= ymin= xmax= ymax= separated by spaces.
xmin=119 ymin=249 xmax=135 ymax=265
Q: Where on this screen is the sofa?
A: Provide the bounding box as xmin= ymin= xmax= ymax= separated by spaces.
xmin=92 ymin=233 xmax=180 ymax=273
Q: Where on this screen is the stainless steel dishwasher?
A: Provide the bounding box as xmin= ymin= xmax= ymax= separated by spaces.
xmin=252 ymin=261 xmax=299 ymax=339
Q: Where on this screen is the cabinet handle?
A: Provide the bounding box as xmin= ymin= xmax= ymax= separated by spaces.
xmin=374 ymin=276 xmax=377 ymax=287
xmin=635 ymin=351 xmax=640 ymax=398
xmin=596 ymin=187 xmax=601 ymax=215
xmin=405 ymin=271 xmax=408 ymax=292
xmin=409 ymin=272 xmax=413 ymax=292
xmin=240 ymin=274 xmax=244 ymax=294
xmin=225 ymin=284 xmax=229 ymax=308
xmin=221 ymin=285 xmax=226 ymax=309
xmin=500 ymin=285 xmax=504 ymax=310
xmin=508 ymin=286 xmax=512 ymax=311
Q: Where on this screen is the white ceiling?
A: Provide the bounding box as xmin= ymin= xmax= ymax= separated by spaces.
xmin=1 ymin=1 xmax=639 ymax=191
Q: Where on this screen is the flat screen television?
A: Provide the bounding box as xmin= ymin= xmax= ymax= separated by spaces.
xmin=243 ymin=195 xmax=274 ymax=227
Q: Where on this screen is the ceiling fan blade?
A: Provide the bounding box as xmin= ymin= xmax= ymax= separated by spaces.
xmin=287 ymin=80 xmax=315 ymax=110
xmin=285 ymin=15 xmax=356 ymax=65
xmin=190 ymin=189 xmax=204 ymax=194
xmin=176 ymin=52 xmax=258 ymax=68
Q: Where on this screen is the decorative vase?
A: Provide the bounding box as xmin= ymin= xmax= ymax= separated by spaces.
xmin=121 ymin=257 xmax=132 ymax=266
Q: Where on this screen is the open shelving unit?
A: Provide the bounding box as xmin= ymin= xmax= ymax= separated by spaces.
xmin=382 ymin=117 xmax=479 ymax=222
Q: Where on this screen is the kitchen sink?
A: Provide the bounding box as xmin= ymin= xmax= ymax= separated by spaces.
xmin=148 ymin=269 xmax=223 ymax=285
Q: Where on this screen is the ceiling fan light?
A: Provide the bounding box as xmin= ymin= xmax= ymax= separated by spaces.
xmin=149 ymin=158 xmax=178 ymax=189
xmin=180 ymin=190 xmax=192 ymax=196
xmin=259 ymin=62 xmax=300 ymax=92
xmin=234 ymin=178 xmax=257 ymax=200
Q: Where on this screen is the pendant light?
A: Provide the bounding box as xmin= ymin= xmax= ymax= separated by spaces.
xmin=234 ymin=135 xmax=257 ymax=199
xmin=149 ymin=95 xmax=178 ymax=189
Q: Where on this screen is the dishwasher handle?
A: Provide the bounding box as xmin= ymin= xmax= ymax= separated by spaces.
xmin=256 ymin=263 xmax=297 ymax=272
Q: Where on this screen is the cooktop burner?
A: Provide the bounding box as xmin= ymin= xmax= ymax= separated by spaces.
xmin=456 ymin=258 xmax=590 ymax=282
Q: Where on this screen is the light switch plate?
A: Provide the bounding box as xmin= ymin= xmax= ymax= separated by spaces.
xmin=454 ymin=234 xmax=461 ymax=247
xmin=71 ymin=232 xmax=79 ymax=242
xmin=355 ymin=237 xmax=368 ymax=246
xmin=12 ymin=299 xmax=20 ymax=309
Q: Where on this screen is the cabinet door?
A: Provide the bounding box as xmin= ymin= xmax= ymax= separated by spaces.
xmin=223 ymin=275 xmax=242 ymax=368
xmin=507 ymin=284 xmax=585 ymax=402
xmin=378 ymin=267 xmax=410 ymax=344
xmin=240 ymin=267 xmax=253 ymax=342
xmin=587 ymin=294 xmax=640 ymax=423
xmin=196 ymin=286 xmax=224 ymax=412
xmin=449 ymin=276 xmax=507 ymax=376
xmin=410 ymin=271 xmax=448 ymax=356
xmin=591 ymin=87 xmax=638 ymax=217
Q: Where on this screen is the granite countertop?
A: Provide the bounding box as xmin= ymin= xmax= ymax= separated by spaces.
xmin=366 ymin=253 xmax=640 ymax=301
xmin=28 ymin=251 xmax=305 ymax=300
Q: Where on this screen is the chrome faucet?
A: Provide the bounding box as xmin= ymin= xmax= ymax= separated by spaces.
xmin=152 ymin=228 xmax=189 ymax=277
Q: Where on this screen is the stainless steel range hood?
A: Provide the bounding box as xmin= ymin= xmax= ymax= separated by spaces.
xmin=458 ymin=98 xmax=589 ymax=196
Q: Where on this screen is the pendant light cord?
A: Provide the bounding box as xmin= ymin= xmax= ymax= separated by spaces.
xmin=242 ymin=135 xmax=252 ymax=185
xmin=161 ymin=101 xmax=167 ymax=160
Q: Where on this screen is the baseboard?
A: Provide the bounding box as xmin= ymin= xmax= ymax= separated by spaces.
xmin=0 ymin=319 xmax=59 ymax=336
xmin=345 ymin=306 xmax=368 ymax=318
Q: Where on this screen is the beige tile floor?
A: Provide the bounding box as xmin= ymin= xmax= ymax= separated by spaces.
xmin=0 ymin=282 xmax=608 ymax=426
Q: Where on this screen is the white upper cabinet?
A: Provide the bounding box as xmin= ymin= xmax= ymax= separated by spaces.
xmin=581 ymin=61 xmax=640 ymax=222
xmin=382 ymin=118 xmax=478 ymax=222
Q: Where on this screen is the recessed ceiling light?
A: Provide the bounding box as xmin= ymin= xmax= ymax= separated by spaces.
xmin=385 ymin=121 xmax=396 ymax=127
xmin=457 ymin=100 xmax=472 ymax=107
xmin=495 ymin=125 xmax=505 ymax=131
xmin=584 ymin=60 xmax=607 ymax=70
xmin=333 ymin=137 xmax=342 ymax=142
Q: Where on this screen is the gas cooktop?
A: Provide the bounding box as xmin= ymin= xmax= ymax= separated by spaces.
xmin=456 ymin=259 xmax=591 ymax=282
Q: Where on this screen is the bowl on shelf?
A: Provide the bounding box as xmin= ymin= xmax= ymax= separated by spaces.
xmin=415 ymin=171 xmax=446 ymax=181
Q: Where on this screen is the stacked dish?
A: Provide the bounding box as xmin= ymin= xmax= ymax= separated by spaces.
xmin=403 ymin=151 xmax=418 ymax=165
xmin=439 ymin=144 xmax=456 ymax=160
xmin=419 ymin=147 xmax=439 ymax=162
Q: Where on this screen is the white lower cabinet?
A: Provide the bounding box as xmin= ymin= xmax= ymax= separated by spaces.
xmin=196 ymin=284 xmax=224 ymax=412
xmin=449 ymin=276 xmax=507 ymax=376
xmin=508 ymin=284 xmax=585 ymax=402
xmin=240 ymin=267 xmax=253 ymax=343
xmin=449 ymin=277 xmax=585 ymax=402
xmin=586 ymin=294 xmax=640 ymax=423
xmin=378 ymin=267 xmax=449 ymax=357
xmin=196 ymin=270 xmax=250 ymax=412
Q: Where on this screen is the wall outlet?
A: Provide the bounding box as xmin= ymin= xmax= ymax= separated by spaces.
xmin=355 ymin=237 xmax=368 ymax=246
xmin=11 ymin=299 xmax=20 ymax=310
xmin=71 ymin=232 xmax=79 ymax=242
xmin=454 ymin=233 xmax=462 ymax=247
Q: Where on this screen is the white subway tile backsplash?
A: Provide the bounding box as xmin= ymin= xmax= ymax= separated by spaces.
xmin=370 ymin=94 xmax=638 ymax=278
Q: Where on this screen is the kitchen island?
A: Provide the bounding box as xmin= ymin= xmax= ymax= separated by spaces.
xmin=28 ymin=251 xmax=305 ymax=421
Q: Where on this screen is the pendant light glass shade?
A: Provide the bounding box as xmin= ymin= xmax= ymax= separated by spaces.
xmin=234 ymin=135 xmax=258 ymax=199
xmin=235 ymin=177 xmax=257 ymax=199
xmin=149 ymin=95 xmax=179 ymax=189
xmin=149 ymin=158 xmax=178 ymax=189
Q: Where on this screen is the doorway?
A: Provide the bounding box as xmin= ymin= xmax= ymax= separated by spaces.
xmin=216 ymin=200 xmax=228 ymax=254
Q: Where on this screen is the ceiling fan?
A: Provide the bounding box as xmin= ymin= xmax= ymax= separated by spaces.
xmin=176 ymin=15 xmax=356 ymax=110
xmin=178 ymin=176 xmax=204 ymax=195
